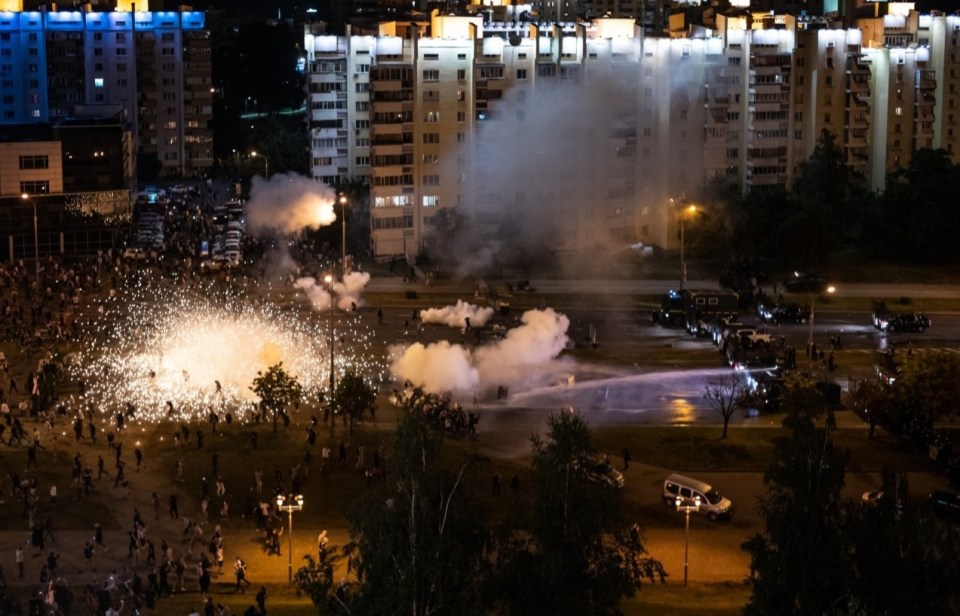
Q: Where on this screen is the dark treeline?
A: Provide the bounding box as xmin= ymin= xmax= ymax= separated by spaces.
xmin=689 ymin=131 xmax=960 ymax=269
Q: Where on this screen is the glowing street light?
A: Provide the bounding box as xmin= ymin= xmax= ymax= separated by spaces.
xmin=339 ymin=194 xmax=348 ymax=279
xmin=794 ymin=271 xmax=836 ymax=352
xmin=676 ymin=494 xmax=701 ymax=587
xmin=672 ymin=199 xmax=699 ymax=291
xmin=250 ymin=150 xmax=269 ymax=180
xmin=20 ymin=193 xmax=39 ymax=284
xmin=276 ymin=493 xmax=304 ymax=584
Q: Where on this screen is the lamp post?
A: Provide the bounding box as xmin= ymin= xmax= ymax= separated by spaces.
xmin=250 ymin=150 xmax=269 ymax=180
xmin=675 ymin=494 xmax=701 ymax=587
xmin=325 ymin=274 xmax=335 ymax=394
xmin=672 ymin=199 xmax=698 ymax=291
xmin=794 ymin=272 xmax=836 ymax=352
xmin=276 ymin=493 xmax=304 ymax=584
xmin=20 ymin=193 xmax=39 ymax=284
xmin=339 ymin=194 xmax=348 ymax=279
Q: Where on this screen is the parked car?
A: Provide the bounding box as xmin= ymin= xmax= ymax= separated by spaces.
xmin=577 ymin=457 xmax=624 ymax=489
xmin=662 ymin=473 xmax=733 ymax=521
xmin=760 ymin=302 xmax=810 ymax=324
xmin=876 ymin=312 xmax=930 ymax=333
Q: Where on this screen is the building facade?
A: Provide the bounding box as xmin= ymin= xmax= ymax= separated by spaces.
xmin=306 ymin=8 xmax=960 ymax=261
xmin=0 ymin=7 xmax=212 ymax=178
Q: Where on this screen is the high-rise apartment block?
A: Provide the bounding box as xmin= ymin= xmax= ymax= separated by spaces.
xmin=0 ymin=4 xmax=212 ymax=178
xmin=305 ymin=5 xmax=960 ymax=262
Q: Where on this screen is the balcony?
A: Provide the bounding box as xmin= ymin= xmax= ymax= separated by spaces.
xmin=846 ymin=78 xmax=870 ymax=96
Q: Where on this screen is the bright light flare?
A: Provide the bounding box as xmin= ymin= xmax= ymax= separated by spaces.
xmin=68 ymin=280 xmax=383 ymax=424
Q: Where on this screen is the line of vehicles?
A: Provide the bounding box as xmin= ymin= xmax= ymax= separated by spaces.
xmin=202 ymin=198 xmax=246 ymax=268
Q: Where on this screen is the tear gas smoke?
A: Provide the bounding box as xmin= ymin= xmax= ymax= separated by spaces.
xmin=390 ymin=340 xmax=480 ymax=393
xmin=246 ymin=173 xmax=338 ymax=235
xmin=419 ymin=300 xmax=494 ymax=328
xmin=294 ymin=277 xmax=332 ymax=310
xmin=333 ymin=271 xmax=371 ymax=310
xmin=390 ymin=308 xmax=571 ymax=393
xmin=295 ymin=271 xmax=371 ymax=312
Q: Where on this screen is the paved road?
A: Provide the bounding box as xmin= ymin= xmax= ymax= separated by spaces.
xmin=367 ymin=276 xmax=960 ymax=299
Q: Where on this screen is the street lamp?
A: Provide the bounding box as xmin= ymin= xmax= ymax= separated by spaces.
xmin=250 ymin=150 xmax=269 ymax=180
xmin=673 ymin=200 xmax=698 ymax=291
xmin=20 ymin=193 xmax=39 ymax=284
xmin=232 ymin=149 xmax=240 ymax=182
xmin=325 ymin=274 xmax=335 ymax=394
xmin=794 ymin=271 xmax=836 ymax=352
xmin=676 ymin=494 xmax=701 ymax=587
xmin=276 ymin=493 xmax=304 ymax=584
xmin=339 ymin=194 xmax=348 ymax=279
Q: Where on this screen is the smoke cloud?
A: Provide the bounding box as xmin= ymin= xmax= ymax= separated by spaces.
xmin=294 ymin=277 xmax=332 ymax=310
xmin=420 ymin=300 xmax=494 ymax=328
xmin=390 ymin=308 xmax=571 ymax=393
xmin=246 ymin=172 xmax=338 ymax=235
xmin=390 ymin=340 xmax=479 ymax=393
xmin=332 ymin=271 xmax=371 ymax=311
xmin=294 ymin=271 xmax=372 ymax=312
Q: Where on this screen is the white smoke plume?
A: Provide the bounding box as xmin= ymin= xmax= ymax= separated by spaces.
xmin=390 ymin=308 xmax=571 ymax=393
xmin=390 ymin=340 xmax=478 ymax=393
xmin=332 ymin=271 xmax=371 ymax=311
xmin=294 ymin=271 xmax=371 ymax=312
xmin=419 ymin=300 xmax=494 ymax=329
xmin=294 ymin=277 xmax=332 ymax=310
xmin=475 ymin=308 xmax=570 ymax=386
xmin=246 ymin=173 xmax=338 ymax=235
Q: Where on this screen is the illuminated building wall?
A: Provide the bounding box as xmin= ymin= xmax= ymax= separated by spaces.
xmin=306 ymin=11 xmax=960 ymax=260
xmin=0 ymin=9 xmax=211 ymax=178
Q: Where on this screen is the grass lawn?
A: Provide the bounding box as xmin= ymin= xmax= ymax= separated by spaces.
xmin=592 ymin=422 xmax=936 ymax=474
xmin=623 ymin=581 xmax=752 ymax=616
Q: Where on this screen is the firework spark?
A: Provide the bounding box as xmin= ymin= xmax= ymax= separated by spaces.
xmin=68 ymin=279 xmax=384 ymax=424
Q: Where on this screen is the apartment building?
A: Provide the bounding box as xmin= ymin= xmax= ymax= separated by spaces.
xmin=0 ymin=7 xmax=212 ymax=178
xmin=306 ymin=9 xmax=960 ymax=261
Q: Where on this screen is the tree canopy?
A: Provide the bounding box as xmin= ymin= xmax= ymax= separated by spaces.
xmin=493 ymin=411 xmax=664 ymax=616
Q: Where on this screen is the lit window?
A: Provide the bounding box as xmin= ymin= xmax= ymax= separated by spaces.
xmin=95 ymin=78 xmax=104 ymax=88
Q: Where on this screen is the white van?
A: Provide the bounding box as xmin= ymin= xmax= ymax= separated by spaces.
xmin=662 ymin=473 xmax=733 ymax=521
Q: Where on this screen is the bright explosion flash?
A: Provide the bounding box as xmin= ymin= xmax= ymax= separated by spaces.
xmin=68 ymin=281 xmax=383 ymax=424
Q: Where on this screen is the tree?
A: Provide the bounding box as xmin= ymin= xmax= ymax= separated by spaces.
xmin=494 ymin=411 xmax=664 ymax=616
xmin=343 ymin=403 xmax=490 ymax=615
xmin=845 ymin=378 xmax=896 ymax=439
xmin=333 ymin=370 xmax=376 ymax=435
xmin=845 ymin=470 xmax=960 ymax=615
xmin=742 ymin=405 xmax=850 ymax=616
xmin=293 ymin=555 xmax=342 ymax=615
xmin=892 ymin=350 xmax=960 ymax=430
xmin=703 ymin=374 xmax=747 ymax=439
xmin=250 ymin=362 xmax=303 ymax=433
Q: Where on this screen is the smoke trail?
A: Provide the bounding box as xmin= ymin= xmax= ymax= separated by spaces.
xmin=246 ymin=173 xmax=338 ymax=235
xmin=390 ymin=308 xmax=571 ymax=393
xmin=420 ymin=300 xmax=494 ymax=328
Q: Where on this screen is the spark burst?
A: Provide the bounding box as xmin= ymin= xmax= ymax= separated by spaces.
xmin=68 ymin=279 xmax=383 ymax=424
